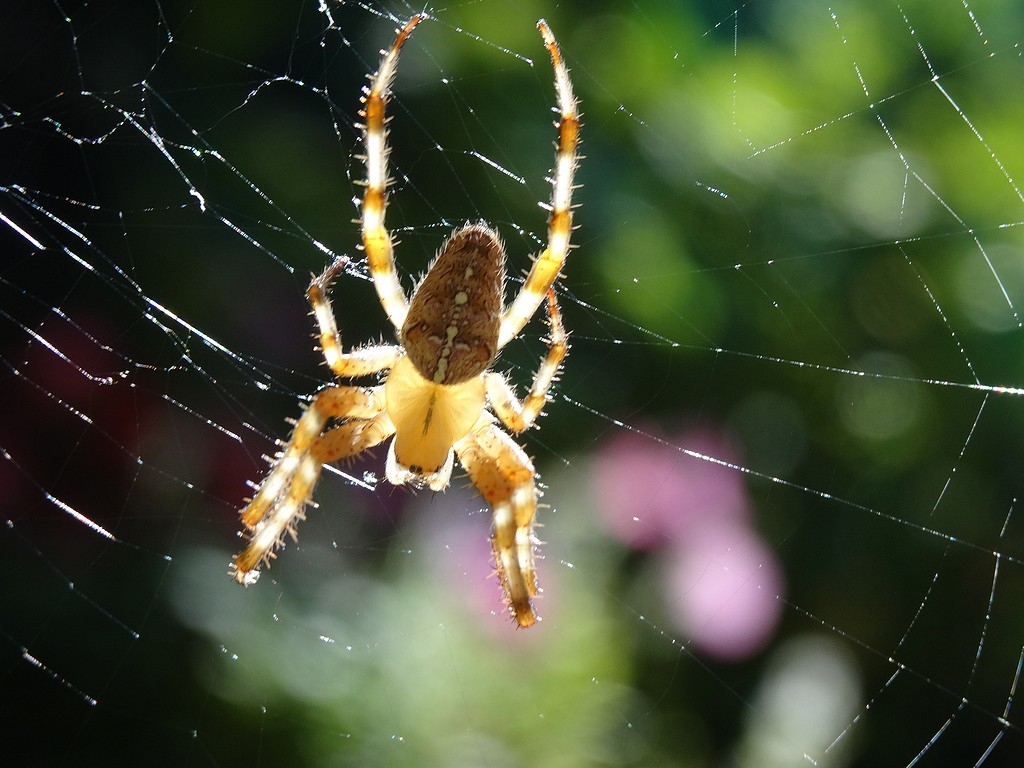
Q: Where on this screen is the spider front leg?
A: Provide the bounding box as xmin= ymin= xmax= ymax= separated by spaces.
xmin=498 ymin=20 xmax=579 ymax=348
xmin=232 ymin=385 xmax=394 ymax=583
xmin=308 ymin=255 xmax=402 ymax=378
xmin=488 ymin=290 xmax=568 ymax=434
xmin=359 ymin=14 xmax=424 ymax=333
xmin=455 ymin=418 xmax=541 ymax=627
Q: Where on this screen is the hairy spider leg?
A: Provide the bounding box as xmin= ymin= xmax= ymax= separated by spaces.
xmin=463 ymin=291 xmax=566 ymax=626
xmin=233 ymin=386 xmax=393 ymax=582
xmin=308 ymin=255 xmax=402 ymax=378
xmin=456 ymin=418 xmax=540 ymax=626
xmin=498 ymin=20 xmax=580 ymax=349
xmin=487 ymin=290 xmax=568 ymax=434
xmin=360 ymin=14 xmax=425 ymax=334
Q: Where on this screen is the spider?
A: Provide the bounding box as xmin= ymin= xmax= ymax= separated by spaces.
xmin=231 ymin=14 xmax=579 ymax=628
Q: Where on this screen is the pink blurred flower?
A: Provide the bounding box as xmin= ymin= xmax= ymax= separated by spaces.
xmin=593 ymin=424 xmax=783 ymax=660
xmin=668 ymin=524 xmax=783 ymax=659
xmin=593 ymin=427 xmax=748 ymax=549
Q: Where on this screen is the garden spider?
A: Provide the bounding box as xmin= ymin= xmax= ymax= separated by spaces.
xmin=231 ymin=15 xmax=579 ymax=628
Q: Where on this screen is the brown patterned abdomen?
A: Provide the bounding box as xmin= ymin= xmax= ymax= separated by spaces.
xmin=402 ymin=225 xmax=505 ymax=385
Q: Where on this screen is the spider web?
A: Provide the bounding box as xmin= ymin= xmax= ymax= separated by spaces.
xmin=3 ymin=0 xmax=1024 ymax=765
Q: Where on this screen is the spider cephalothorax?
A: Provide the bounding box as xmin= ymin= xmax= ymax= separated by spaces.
xmin=232 ymin=15 xmax=579 ymax=627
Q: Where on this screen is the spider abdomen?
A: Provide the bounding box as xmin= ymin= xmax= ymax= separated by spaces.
xmin=402 ymin=224 xmax=505 ymax=385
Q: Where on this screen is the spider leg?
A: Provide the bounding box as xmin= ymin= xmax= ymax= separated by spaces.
xmin=308 ymin=256 xmax=402 ymax=378
xmin=498 ymin=20 xmax=580 ymax=349
xmin=232 ymin=385 xmax=393 ymax=583
xmin=360 ymin=14 xmax=425 ymax=334
xmin=487 ymin=289 xmax=568 ymax=433
xmin=456 ymin=418 xmax=541 ymax=627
